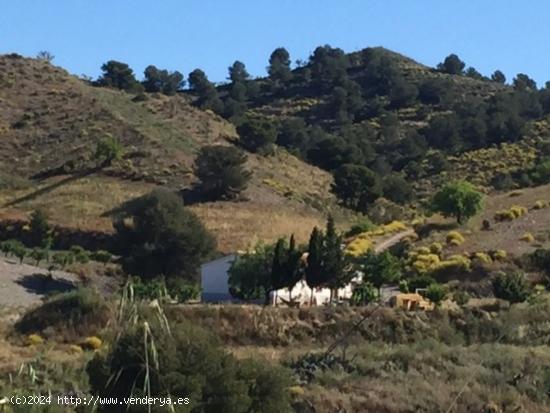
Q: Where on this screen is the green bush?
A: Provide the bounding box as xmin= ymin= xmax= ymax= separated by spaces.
xmin=29 ymin=208 xmax=51 ymax=248
xmin=87 ymin=320 xmax=293 ymax=412
xmin=345 ymin=216 xmax=375 ymax=237
xmin=425 ymin=283 xmax=447 ymax=306
xmin=493 ymin=272 xmax=531 ymax=303
xmin=91 ymin=250 xmax=113 ymax=265
xmin=350 ymin=281 xmax=377 ymax=305
xmin=15 ymin=288 xmax=111 ymax=339
xmin=407 ymin=275 xmax=436 ymax=292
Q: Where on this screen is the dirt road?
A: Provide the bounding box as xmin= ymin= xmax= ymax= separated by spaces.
xmin=374 ymin=229 xmax=415 ymax=253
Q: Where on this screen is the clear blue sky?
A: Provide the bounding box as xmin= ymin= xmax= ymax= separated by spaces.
xmin=1 ymin=0 xmax=548 ymax=86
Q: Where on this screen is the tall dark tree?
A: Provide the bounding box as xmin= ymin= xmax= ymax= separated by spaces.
xmin=382 ymin=174 xmax=413 ymax=204
xmin=271 ymin=238 xmax=287 ymax=292
xmin=276 ymin=117 xmax=310 ymax=156
xmin=329 ymin=79 xmax=364 ymax=124
xmin=236 ymin=116 xmax=277 ymax=154
xmin=188 ymin=69 xmax=223 ymax=113
xmin=437 ymin=53 xmax=465 ymax=75
xmin=188 ymin=68 xmax=210 ymax=93
xmin=359 ymin=250 xmax=402 ymax=297
xmin=271 ymin=236 xmax=303 ymax=299
xmin=309 ymin=45 xmax=349 ymax=90
xmin=228 ymin=61 xmax=250 ymax=83
xmin=332 ymin=164 xmax=382 ymax=212
xmin=283 ymin=234 xmax=303 ymax=296
xmin=389 ymin=76 xmax=418 ymax=108
xmin=465 ymin=67 xmax=483 ymax=80
xmin=305 ymin=227 xmax=324 ymax=293
xmin=491 ymin=70 xmax=506 ymax=84
xmin=268 ymin=47 xmax=292 ymax=84
xmin=113 ymin=189 xmax=215 ymax=281
xmin=513 ymin=73 xmax=537 ymax=91
xmin=193 ymin=145 xmax=251 ymax=200
xmin=29 ymin=208 xmax=51 ymax=248
xmin=323 ymin=215 xmax=348 ymax=300
xmin=142 ymin=65 xmax=184 ymax=95
xmin=97 ymin=60 xmax=141 ymax=92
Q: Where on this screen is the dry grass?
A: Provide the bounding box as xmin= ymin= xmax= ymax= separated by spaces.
xmin=0 ymin=175 xmax=153 ymax=231
xmin=192 ymin=201 xmax=327 ymax=252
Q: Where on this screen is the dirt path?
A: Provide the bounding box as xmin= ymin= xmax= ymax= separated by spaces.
xmin=0 ymin=258 xmax=78 ymax=308
xmin=374 ymin=229 xmax=415 ymax=253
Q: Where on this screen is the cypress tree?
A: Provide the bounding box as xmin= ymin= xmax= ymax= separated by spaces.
xmin=283 ymin=234 xmax=303 ymax=299
xmin=323 ymin=215 xmax=348 ymax=301
xmin=306 ymin=227 xmax=324 ymax=305
xmin=271 ymin=238 xmax=286 ymax=291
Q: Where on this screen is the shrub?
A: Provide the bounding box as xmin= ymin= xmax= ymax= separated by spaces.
xmin=130 ymin=277 xmax=168 ymax=301
xmin=81 ymin=336 xmax=102 ymax=351
xmin=193 ymin=145 xmax=251 ymax=200
xmin=425 ymin=283 xmax=447 ymax=306
xmin=416 ymin=246 xmax=431 ymax=255
xmin=491 ymin=250 xmax=508 ymax=261
xmin=345 ymin=216 xmax=375 ymax=237
xmin=429 ymin=242 xmax=443 ymax=254
xmin=494 ymin=210 xmax=516 ymax=221
xmin=345 ymin=234 xmax=373 ymax=257
xmin=87 ymin=320 xmax=293 ymax=412
xmin=472 ymin=252 xmax=492 ymax=264
xmin=29 ymin=248 xmax=49 ymax=266
xmin=236 ymin=115 xmax=278 ymax=154
xmin=533 ymin=200 xmax=548 ymax=210
xmin=28 ymin=208 xmax=51 ymax=248
xmin=510 ymin=205 xmax=528 ymax=218
xmin=414 ymin=254 xmax=440 ymax=264
xmin=519 ymin=232 xmax=535 ymax=242
xmin=398 ymin=279 xmax=410 ymax=293
xmin=26 ymin=334 xmax=44 ymax=346
xmin=12 ymin=242 xmax=28 ymax=264
xmin=446 ymin=231 xmax=465 ymax=245
xmin=91 ymin=250 xmax=112 ymax=265
xmin=407 ymin=275 xmax=436 ymax=292
xmin=52 ymin=251 xmax=75 ymax=269
xmin=94 ymin=136 xmax=123 ymax=166
xmin=452 ymin=290 xmax=470 ymax=306
xmin=15 ymin=288 xmax=111 ymax=339
xmin=493 ymin=272 xmax=531 ymax=303
xmin=68 ymin=344 xmax=84 ymax=354
xmin=70 ymin=245 xmax=90 ymax=264
xmin=350 ymin=281 xmax=378 ymax=305
xmin=430 ymin=256 xmax=471 ymax=276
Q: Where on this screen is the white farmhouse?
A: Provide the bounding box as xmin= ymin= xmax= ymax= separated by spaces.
xmin=200 ymin=254 xmax=357 ymax=306
xmin=200 ymin=255 xmax=236 ymax=303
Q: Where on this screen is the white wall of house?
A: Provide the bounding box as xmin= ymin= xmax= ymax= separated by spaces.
xmin=201 ymin=255 xmax=360 ymax=306
xmin=200 ymin=255 xmax=236 ymax=303
xmin=269 ymin=280 xmax=356 ymax=306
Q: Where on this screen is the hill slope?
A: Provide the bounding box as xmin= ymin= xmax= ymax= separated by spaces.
xmin=0 ymin=54 xmax=352 ymax=252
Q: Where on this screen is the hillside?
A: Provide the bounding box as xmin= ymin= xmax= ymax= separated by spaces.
xmin=199 ymin=45 xmax=550 ymax=212
xmin=0 ymin=54 xmax=352 ymax=252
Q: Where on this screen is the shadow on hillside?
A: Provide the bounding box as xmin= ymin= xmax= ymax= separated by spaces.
xmin=15 ymin=273 xmax=75 ymax=296
xmin=415 ymin=221 xmax=458 ymax=238
xmin=3 ymin=166 xmax=103 ymax=208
